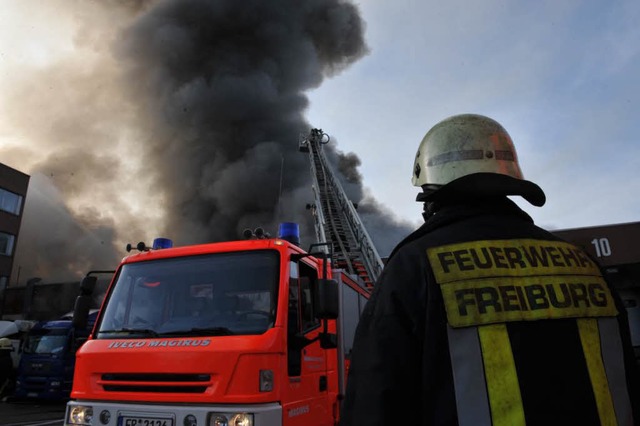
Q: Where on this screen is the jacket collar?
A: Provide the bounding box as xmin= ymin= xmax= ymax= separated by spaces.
xmin=387 ymin=197 xmax=533 ymax=261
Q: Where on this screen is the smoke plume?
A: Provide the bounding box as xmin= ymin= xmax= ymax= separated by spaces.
xmin=2 ymin=0 xmax=412 ymax=285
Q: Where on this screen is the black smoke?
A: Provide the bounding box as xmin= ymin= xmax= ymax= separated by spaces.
xmin=6 ymin=0 xmax=413 ymax=285
xmin=115 ymin=0 xmax=373 ymax=245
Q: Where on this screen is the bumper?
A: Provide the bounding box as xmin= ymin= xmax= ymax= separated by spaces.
xmin=14 ymin=376 xmax=72 ymax=400
xmin=64 ymin=400 xmax=283 ymax=426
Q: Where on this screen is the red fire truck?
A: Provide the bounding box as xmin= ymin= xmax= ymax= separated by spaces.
xmin=64 ymin=130 xmax=384 ymax=426
xmin=64 ymin=224 xmax=370 ymax=426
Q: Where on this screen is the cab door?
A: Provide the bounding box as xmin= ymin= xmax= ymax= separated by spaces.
xmin=283 ymin=259 xmax=332 ymax=426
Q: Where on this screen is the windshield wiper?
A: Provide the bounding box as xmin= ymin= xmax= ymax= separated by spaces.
xmin=159 ymin=327 xmax=235 ymax=337
xmin=99 ymin=328 xmax=159 ymax=337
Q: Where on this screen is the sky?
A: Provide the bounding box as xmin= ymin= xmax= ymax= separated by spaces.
xmin=308 ymin=0 xmax=640 ymax=231
xmin=0 ymin=0 xmax=639 ymax=282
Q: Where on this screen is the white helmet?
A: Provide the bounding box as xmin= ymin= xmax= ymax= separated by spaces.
xmin=412 ymin=114 xmax=545 ymax=206
xmin=412 ymin=114 xmax=523 ymax=186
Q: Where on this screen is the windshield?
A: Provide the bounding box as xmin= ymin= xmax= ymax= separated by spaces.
xmin=97 ymin=250 xmax=279 ymax=338
xmin=24 ymin=328 xmax=68 ymax=354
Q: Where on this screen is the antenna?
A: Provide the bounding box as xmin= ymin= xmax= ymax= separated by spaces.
xmin=276 ymin=154 xmax=284 ymax=221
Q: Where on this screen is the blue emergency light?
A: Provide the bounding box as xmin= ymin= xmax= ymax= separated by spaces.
xmin=278 ymin=222 xmax=300 ymax=246
xmin=152 ymin=237 xmax=173 ymax=249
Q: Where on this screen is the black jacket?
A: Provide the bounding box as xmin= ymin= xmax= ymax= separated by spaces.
xmin=340 ymin=198 xmax=640 ymax=426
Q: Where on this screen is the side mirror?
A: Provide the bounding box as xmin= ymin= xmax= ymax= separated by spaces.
xmin=72 ymin=295 xmax=92 ymax=330
xmin=80 ymin=276 xmax=97 ymax=296
xmin=313 ymin=279 xmax=339 ymax=319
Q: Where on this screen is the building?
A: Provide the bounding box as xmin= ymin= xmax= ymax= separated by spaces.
xmin=0 ymin=163 xmax=29 ymax=290
xmin=554 ymin=222 xmax=640 ymax=360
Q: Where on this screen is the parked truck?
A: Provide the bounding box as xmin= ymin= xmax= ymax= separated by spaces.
xmin=14 ymin=310 xmax=97 ymax=400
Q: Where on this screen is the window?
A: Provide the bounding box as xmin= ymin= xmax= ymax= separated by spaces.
xmin=287 ymin=260 xmax=321 ymax=377
xmin=288 ymin=260 xmax=320 ymax=334
xmin=0 ymin=188 xmax=23 ymax=215
xmin=24 ymin=328 xmax=69 ymax=354
xmin=97 ymin=250 xmax=279 ymax=337
xmin=0 ymin=276 xmax=6 ymax=307
xmin=0 ymin=232 xmax=15 ymax=256
xmin=619 ymin=288 xmax=640 ymax=347
xmin=299 ymin=273 xmax=317 ymax=331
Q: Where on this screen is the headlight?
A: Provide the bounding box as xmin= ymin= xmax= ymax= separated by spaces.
xmin=208 ymin=413 xmax=253 ymax=426
xmin=68 ymin=405 xmax=94 ymax=425
xmin=229 ymin=414 xmax=253 ymax=426
xmin=210 ymin=415 xmax=228 ymax=426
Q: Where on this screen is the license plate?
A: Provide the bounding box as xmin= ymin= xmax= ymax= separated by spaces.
xmin=119 ymin=416 xmax=174 ymax=426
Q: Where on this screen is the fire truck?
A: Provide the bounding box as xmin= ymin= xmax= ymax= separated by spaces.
xmin=64 ymin=130 xmax=380 ymax=426
xmin=552 ymin=221 xmax=640 ymax=360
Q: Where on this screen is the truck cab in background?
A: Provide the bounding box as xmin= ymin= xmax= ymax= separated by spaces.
xmin=65 ymin=226 xmax=370 ymax=426
xmin=14 ymin=311 xmax=97 ymax=400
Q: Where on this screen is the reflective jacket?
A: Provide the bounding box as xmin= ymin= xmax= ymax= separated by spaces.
xmin=340 ymin=199 xmax=640 ymax=426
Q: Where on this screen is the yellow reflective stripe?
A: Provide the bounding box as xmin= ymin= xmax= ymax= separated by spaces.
xmin=578 ymin=318 xmax=617 ymax=426
xmin=478 ymin=324 xmax=525 ymax=426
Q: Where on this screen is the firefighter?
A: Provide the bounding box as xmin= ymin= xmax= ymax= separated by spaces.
xmin=340 ymin=114 xmax=640 ymax=425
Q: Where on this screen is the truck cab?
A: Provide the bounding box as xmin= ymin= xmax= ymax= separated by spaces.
xmin=65 ymin=232 xmax=369 ymax=426
xmin=14 ymin=312 xmax=97 ymax=400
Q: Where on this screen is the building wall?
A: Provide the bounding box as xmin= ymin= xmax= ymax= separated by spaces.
xmin=0 ymin=163 xmax=30 ymax=289
xmin=553 ymin=222 xmax=640 ymax=357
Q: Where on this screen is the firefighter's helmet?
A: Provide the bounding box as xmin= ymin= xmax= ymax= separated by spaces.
xmin=0 ymin=338 xmax=13 ymax=351
xmin=412 ymin=114 xmax=545 ymax=206
xmin=412 ymin=114 xmax=524 ymax=186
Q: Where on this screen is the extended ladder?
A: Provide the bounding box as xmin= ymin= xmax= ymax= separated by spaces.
xmin=300 ymin=129 xmax=383 ymax=289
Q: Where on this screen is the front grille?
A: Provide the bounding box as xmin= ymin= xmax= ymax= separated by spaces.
xmin=99 ymin=373 xmax=211 ymax=394
xmin=23 ymin=378 xmax=47 ymax=391
xmin=102 ymin=384 xmax=208 ymax=393
xmin=102 ymin=373 xmax=210 ymax=382
xmin=26 ymin=362 xmax=52 ymax=374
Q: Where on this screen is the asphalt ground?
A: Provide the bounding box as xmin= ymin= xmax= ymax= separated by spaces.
xmin=1 ymin=398 xmax=67 ymax=426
